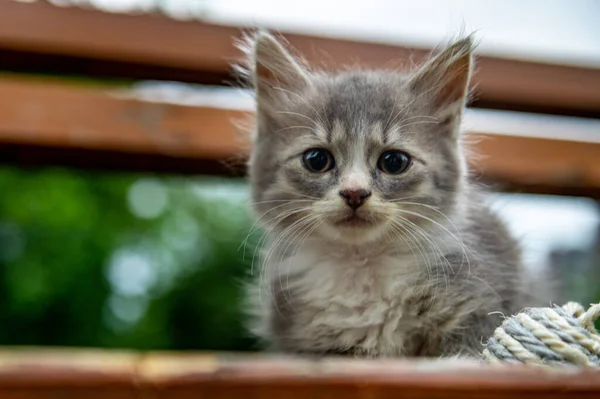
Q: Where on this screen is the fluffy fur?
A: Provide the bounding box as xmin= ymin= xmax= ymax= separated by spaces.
xmin=239 ymin=31 xmax=544 ymax=358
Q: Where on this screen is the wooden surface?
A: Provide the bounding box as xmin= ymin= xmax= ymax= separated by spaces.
xmin=1 ymin=1 xmax=600 ymax=117
xmin=1 ymin=76 xmax=599 ymax=197
xmin=0 ymin=77 xmax=247 ymax=159
xmin=0 ymin=348 xmax=598 ymax=399
xmin=0 ymin=75 xmax=250 ymax=175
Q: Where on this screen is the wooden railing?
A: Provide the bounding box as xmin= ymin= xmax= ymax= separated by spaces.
xmin=0 ymin=348 xmax=599 ymax=399
xmin=2 ymin=1 xmax=600 ymax=118
xmin=1 ymin=74 xmax=599 ymax=196
xmin=1 ymin=2 xmax=599 ymax=196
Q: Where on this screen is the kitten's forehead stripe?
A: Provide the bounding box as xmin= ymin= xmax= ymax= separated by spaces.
xmin=329 ymin=120 xmax=345 ymax=144
xmin=323 ymin=74 xmax=396 ymax=143
xmin=369 ymin=123 xmax=385 ymax=146
xmin=314 ymin=124 xmax=329 ymax=141
xmin=381 ymin=122 xmax=390 ymax=145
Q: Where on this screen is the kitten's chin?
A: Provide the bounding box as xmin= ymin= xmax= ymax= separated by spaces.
xmin=318 ymin=216 xmax=389 ymax=245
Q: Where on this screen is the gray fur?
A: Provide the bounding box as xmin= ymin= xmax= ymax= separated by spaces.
xmin=238 ymin=31 xmax=547 ymax=358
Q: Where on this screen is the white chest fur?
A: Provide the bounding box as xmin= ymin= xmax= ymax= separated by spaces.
xmin=259 ymin=241 xmax=435 ymax=356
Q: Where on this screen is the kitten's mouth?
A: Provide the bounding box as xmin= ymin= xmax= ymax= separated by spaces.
xmin=332 ymin=214 xmax=375 ymax=228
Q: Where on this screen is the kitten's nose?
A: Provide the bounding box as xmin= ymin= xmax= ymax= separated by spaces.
xmin=339 ymin=189 xmax=371 ymax=210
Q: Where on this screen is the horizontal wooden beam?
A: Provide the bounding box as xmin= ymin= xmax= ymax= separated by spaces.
xmin=0 ymin=75 xmax=250 ymax=175
xmin=1 ymin=1 xmax=600 ymax=118
xmin=1 ymin=76 xmax=600 ymax=197
xmin=0 ymin=348 xmax=598 ymax=399
xmin=0 ymin=77 xmax=245 ymax=159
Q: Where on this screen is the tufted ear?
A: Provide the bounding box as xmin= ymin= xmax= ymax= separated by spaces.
xmin=408 ymin=36 xmax=475 ymax=128
xmin=246 ymin=31 xmax=310 ymax=101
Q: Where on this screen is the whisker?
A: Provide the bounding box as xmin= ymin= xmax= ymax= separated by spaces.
xmin=393 ymin=217 xmax=449 ymax=308
xmin=272 ymin=87 xmax=329 ymax=129
xmin=262 ymin=213 xmax=318 ymax=309
xmin=391 ymin=221 xmax=431 ymax=279
xmin=389 ymin=220 xmax=434 ymax=283
xmin=389 ymin=219 xmax=441 ymax=309
xmin=397 ymin=214 xmax=455 ymax=277
xmin=395 ymin=209 xmax=462 ymax=246
xmin=273 ymin=125 xmax=320 ymax=135
xmin=276 ymin=189 xmax=320 ymax=201
xmin=248 ymin=206 xmax=313 ymax=279
xmin=283 ymin=217 xmax=322 ymax=300
xmin=245 ymin=200 xmax=313 ymax=235
xmin=395 ymin=120 xmax=440 ymax=130
xmin=276 ymin=111 xmax=321 ymax=127
xmin=392 ymin=201 xmax=474 ymax=276
xmin=251 ymin=199 xmax=314 ymax=205
xmin=387 ymin=81 xmax=446 ymax=129
xmin=400 ymin=115 xmax=439 ymax=122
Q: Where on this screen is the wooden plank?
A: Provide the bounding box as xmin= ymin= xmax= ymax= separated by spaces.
xmin=0 ymin=348 xmax=599 ymax=399
xmin=139 ymin=352 xmax=600 ymax=399
xmin=0 ymin=76 xmax=250 ymax=159
xmin=468 ymin=133 xmax=600 ymax=196
xmin=0 ymin=348 xmax=139 ymax=399
xmin=1 ymin=1 xmax=599 ymax=118
xmin=1 ymin=76 xmax=599 ymax=197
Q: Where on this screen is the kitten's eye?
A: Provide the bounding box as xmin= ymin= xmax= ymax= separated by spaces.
xmin=302 ymin=148 xmax=335 ymax=173
xmin=378 ymin=151 xmax=411 ymax=174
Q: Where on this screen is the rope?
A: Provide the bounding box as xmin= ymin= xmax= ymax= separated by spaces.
xmin=482 ymin=302 xmax=600 ymax=367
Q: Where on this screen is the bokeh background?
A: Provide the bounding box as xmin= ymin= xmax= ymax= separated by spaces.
xmin=0 ymin=0 xmax=599 ymax=351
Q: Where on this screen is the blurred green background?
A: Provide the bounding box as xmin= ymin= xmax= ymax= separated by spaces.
xmin=0 ymin=166 xmax=260 ymax=351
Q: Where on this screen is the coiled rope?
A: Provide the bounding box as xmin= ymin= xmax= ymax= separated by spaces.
xmin=483 ymin=302 xmax=600 ymax=367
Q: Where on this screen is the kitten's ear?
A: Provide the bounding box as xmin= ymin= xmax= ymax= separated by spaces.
xmin=244 ymin=31 xmax=310 ymax=99
xmin=409 ymin=36 xmax=475 ymax=122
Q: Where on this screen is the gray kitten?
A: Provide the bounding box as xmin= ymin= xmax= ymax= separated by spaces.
xmin=239 ymin=31 xmax=542 ymax=358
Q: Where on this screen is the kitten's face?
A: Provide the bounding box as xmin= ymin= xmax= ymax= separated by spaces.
xmin=245 ymin=33 xmax=473 ymax=245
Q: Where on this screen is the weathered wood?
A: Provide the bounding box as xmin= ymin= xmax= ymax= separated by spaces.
xmin=0 ymin=348 xmax=598 ymax=399
xmin=0 ymin=348 xmax=139 ymax=399
xmin=1 ymin=1 xmax=599 ymax=117
xmin=1 ymin=76 xmax=600 ymax=196
xmin=0 ymin=77 xmax=248 ymax=159
xmin=467 ymin=134 xmax=600 ymax=196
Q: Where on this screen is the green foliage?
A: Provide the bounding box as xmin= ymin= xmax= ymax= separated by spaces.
xmin=0 ymin=166 xmax=259 ymax=350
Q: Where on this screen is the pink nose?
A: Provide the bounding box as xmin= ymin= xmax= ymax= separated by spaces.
xmin=339 ymin=189 xmax=371 ymax=210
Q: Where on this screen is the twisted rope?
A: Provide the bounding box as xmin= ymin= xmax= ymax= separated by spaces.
xmin=482 ymin=302 xmax=600 ymax=367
